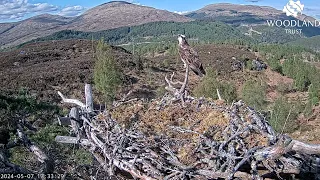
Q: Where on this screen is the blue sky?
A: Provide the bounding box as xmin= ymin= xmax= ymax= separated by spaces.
xmin=0 ymin=0 xmax=319 ymax=23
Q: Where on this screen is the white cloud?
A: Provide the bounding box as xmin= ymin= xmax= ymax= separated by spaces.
xmin=58 ymin=5 xmax=85 ymax=17
xmin=124 ymin=0 xmax=141 ymax=6
xmin=303 ymin=7 xmax=320 ymax=19
xmin=0 ymin=0 xmax=58 ymax=21
xmin=173 ymin=11 xmax=189 ymax=15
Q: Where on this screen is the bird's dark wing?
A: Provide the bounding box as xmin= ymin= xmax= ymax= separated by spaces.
xmin=179 ymin=45 xmax=206 ymax=76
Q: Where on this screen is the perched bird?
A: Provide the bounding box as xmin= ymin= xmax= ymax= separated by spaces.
xmin=178 ymin=34 xmax=206 ymax=77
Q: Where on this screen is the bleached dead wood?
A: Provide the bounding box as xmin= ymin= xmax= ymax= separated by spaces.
xmin=165 ymin=66 xmax=190 ymax=104
xmin=291 ymin=140 xmax=320 ymax=155
xmin=54 ymin=84 xmax=320 ymax=180
xmin=85 ymin=84 xmax=94 ymax=113
xmin=57 ymin=91 xmax=86 ymax=108
xmin=216 ymin=88 xmax=222 ymax=100
xmin=55 ymin=136 xmax=91 ymax=146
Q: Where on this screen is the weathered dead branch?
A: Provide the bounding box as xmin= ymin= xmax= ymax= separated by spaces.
xmin=54 ymin=84 xmax=320 ymax=179
xmin=165 ymin=66 xmax=190 ymax=104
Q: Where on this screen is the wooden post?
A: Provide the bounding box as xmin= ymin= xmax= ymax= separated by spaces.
xmin=69 ymin=107 xmax=80 ymax=135
xmin=69 ymin=107 xmax=80 ymax=120
xmin=85 ymin=84 xmax=94 ymax=113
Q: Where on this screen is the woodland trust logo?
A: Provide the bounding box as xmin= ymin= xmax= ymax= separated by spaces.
xmin=266 ymin=0 xmax=320 ymax=35
xmin=283 ymin=0 xmax=304 ymax=17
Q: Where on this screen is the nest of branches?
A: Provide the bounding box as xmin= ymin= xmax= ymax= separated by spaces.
xmin=54 ymin=84 xmax=320 ymax=180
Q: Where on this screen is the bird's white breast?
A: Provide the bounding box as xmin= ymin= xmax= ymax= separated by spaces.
xmin=178 ymin=36 xmax=183 ymax=45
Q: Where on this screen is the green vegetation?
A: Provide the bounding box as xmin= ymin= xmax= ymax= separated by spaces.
xmin=193 ymin=68 xmax=237 ymax=103
xmin=10 ymin=123 xmax=93 ymax=169
xmin=5 ymin=15 xmax=320 ymax=177
xmin=18 ymin=19 xmax=320 ymax=52
xmin=0 ymin=89 xmax=59 ymax=132
xmin=253 ymin=25 xmax=302 ymax=44
xmin=0 ymin=90 xmax=74 ymax=170
xmin=9 ymin=147 xmax=31 ymax=166
xmin=276 ymin=83 xmax=294 ymax=95
xmin=31 ymin=124 xmax=68 ymax=145
xmin=255 ymin=44 xmax=320 ymax=61
xmin=70 ymin=148 xmax=93 ymax=166
xmin=309 ymin=83 xmax=320 ymax=106
xmin=156 ymin=86 xmax=167 ymax=98
xmin=186 ymin=13 xmax=267 ymax=26
xmin=269 ymin=97 xmax=301 ymax=133
xmin=241 ymin=79 xmax=267 ymax=111
xmin=257 ymin=44 xmax=320 ymax=105
xmin=124 ymin=42 xmax=178 ymax=57
xmin=94 ymin=40 xmax=123 ymax=102
xmin=289 ymin=35 xmax=320 ymax=52
xmin=267 ymin=57 xmax=282 ymax=74
xmin=23 ymin=20 xmax=254 ymax=50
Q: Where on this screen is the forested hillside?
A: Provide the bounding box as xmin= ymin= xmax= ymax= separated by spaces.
xmin=18 ymin=20 xmax=320 ymax=51
xmin=24 ymin=21 xmax=253 ymax=46
xmin=289 ymin=35 xmax=320 ymax=52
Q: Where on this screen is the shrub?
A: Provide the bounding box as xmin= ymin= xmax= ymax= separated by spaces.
xmin=308 ymin=83 xmax=320 ymax=106
xmin=193 ymin=68 xmax=218 ymax=99
xmin=294 ymin=70 xmax=311 ymax=91
xmin=72 ymin=149 xmax=93 ymax=165
xmin=282 ymin=58 xmax=315 ymax=91
xmin=245 ymin=60 xmax=253 ymax=70
xmin=9 ymin=147 xmax=31 ymax=166
xmin=268 ymin=58 xmax=282 ymax=74
xmin=94 ymin=40 xmax=123 ymax=102
xmin=217 ymin=81 xmax=237 ymax=103
xmin=193 ymin=67 xmax=237 ymax=103
xmin=269 ymin=97 xmax=300 ymax=133
xmin=162 ymin=59 xmax=170 ymax=68
xmin=0 ymin=91 xmax=59 ymax=133
xmin=31 ymin=124 xmax=68 ymax=145
xmin=133 ymin=55 xmax=144 ymax=71
xmin=303 ymin=101 xmax=313 ymax=117
xmin=308 ymin=67 xmax=320 ymax=105
xmin=276 ymin=82 xmax=294 ymax=95
xmin=241 ymin=79 xmax=267 ymax=111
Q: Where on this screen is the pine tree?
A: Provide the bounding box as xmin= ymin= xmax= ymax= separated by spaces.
xmin=94 ymin=40 xmax=123 ymax=102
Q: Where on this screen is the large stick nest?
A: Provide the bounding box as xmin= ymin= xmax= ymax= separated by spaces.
xmin=65 ymin=94 xmax=320 ymax=180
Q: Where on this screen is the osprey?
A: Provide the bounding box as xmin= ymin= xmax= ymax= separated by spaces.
xmin=178 ymin=34 xmax=206 ymax=77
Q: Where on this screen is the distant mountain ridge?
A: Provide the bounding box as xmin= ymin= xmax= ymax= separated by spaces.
xmin=186 ymin=3 xmax=317 ymax=25
xmin=187 ymin=3 xmax=282 ymax=18
xmin=1 ymin=1 xmax=320 ymax=49
xmin=0 ymin=1 xmax=191 ymax=49
xmin=66 ymin=1 xmax=191 ymax=32
xmin=0 ymin=14 xmax=73 ymax=49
